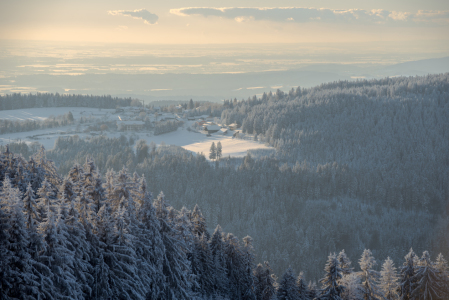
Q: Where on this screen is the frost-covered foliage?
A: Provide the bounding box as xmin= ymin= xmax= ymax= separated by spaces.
xmin=379 ymin=257 xmax=399 ymax=300
xmin=1 ymin=147 xmax=449 ymax=299
xmin=0 ymin=111 xmax=75 ymax=135
xmin=4 ymin=130 xmax=448 ymax=280
xmin=0 ymin=148 xmax=260 ymax=299
xmin=222 ymin=74 xmax=449 ymax=214
xmin=154 ymin=119 xmax=184 ymax=135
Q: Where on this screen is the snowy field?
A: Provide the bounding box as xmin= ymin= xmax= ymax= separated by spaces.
xmin=0 ymin=107 xmax=116 ymax=121
xmin=0 ymin=107 xmax=274 ymax=158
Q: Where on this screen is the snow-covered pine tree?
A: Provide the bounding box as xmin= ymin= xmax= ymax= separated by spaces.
xmin=297 ymin=271 xmax=310 ymax=300
xmin=113 ymin=205 xmax=146 ymax=298
xmin=22 ymin=182 xmax=54 ymax=300
xmin=209 ymin=142 xmax=217 ymax=161
xmin=435 ymin=253 xmax=449 ymax=298
xmin=0 ymin=189 xmax=12 ymax=299
xmin=92 ymin=252 xmax=112 ymax=300
xmin=36 ymin=178 xmax=56 ymax=221
xmin=154 ymin=192 xmax=192 ymax=299
xmin=67 ymin=163 xmax=83 ymax=195
xmin=411 ymin=251 xmax=443 ymax=300
xmin=338 ymin=250 xmax=353 ymax=277
xmin=253 ymin=262 xmax=277 ymax=300
xmin=95 ymin=203 xmax=145 ymax=299
xmin=133 ymin=173 xmax=149 ymax=210
xmin=0 ymin=175 xmax=14 ymax=208
xmin=103 ymin=168 xmax=115 ymax=205
xmin=317 ymin=253 xmax=344 ymax=300
xmin=59 ymin=178 xmax=75 ymax=205
xmin=82 ymin=158 xmax=105 ymax=214
xmin=340 ymin=273 xmax=363 ymax=300
xmin=242 ymin=235 xmax=257 ymax=300
xmin=111 ymin=166 xmax=133 ymax=212
xmin=63 ymin=196 xmax=94 ymax=299
xmin=38 ymin=206 xmax=80 ymax=299
xmin=308 ymin=281 xmax=318 ymax=300
xmin=32 ymin=145 xmax=61 ymax=188
xmin=379 ymin=257 xmax=399 ymax=300
xmin=210 ymin=225 xmax=229 ymax=296
xmin=123 ymin=183 xmax=155 ymax=299
xmin=6 ymin=187 xmax=41 ymax=299
xmin=224 ymin=232 xmax=247 ymax=299
xmin=136 ymin=189 xmax=165 ymax=299
xmin=191 ymin=233 xmax=214 ymax=296
xmin=191 ymin=204 xmax=210 ymax=239
xmin=277 ymin=267 xmax=300 ymax=300
xmin=359 ymin=249 xmax=382 ymax=300
xmin=217 ymin=141 xmax=223 ymax=160
xmin=399 ymin=249 xmax=417 ymax=300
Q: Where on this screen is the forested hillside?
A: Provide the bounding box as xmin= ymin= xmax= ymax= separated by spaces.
xmin=1 ymin=147 xmax=448 ymax=299
xmin=0 ymin=93 xmax=137 ymax=110
xmin=1 ymin=74 xmax=448 ymax=298
xmin=222 ymin=74 xmax=449 ymax=214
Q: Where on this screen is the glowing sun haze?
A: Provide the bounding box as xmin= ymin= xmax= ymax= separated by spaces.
xmin=0 ymin=0 xmax=448 ymax=44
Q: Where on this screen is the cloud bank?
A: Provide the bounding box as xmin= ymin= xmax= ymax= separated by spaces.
xmin=108 ymin=9 xmax=158 ymax=25
xmin=170 ymin=7 xmax=449 ymax=25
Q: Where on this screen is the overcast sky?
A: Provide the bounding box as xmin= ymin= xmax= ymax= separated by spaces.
xmin=1 ymin=0 xmax=448 ymax=44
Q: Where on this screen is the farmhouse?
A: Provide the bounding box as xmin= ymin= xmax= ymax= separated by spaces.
xmin=228 ymin=123 xmax=240 ymax=130
xmin=203 ymin=124 xmax=220 ymax=134
xmin=117 ymin=121 xmax=145 ymax=131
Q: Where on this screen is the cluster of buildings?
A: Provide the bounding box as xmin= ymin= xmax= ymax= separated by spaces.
xmin=112 ymin=105 xmax=241 ymax=134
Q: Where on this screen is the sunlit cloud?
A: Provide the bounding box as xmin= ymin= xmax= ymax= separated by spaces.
xmin=108 ymin=9 xmax=158 ymax=25
xmin=171 ymin=7 xmax=449 ymax=25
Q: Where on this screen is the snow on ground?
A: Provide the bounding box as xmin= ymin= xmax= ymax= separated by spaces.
xmin=0 ymin=107 xmax=115 ymax=121
xmin=0 ymin=108 xmax=274 ymax=158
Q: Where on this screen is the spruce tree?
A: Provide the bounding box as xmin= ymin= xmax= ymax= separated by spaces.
xmin=209 ymin=142 xmax=217 ymax=161
xmin=317 ymin=253 xmax=344 ymax=300
xmin=38 ymin=206 xmax=80 ymax=299
xmin=411 ymin=251 xmax=443 ymax=300
xmin=359 ymin=249 xmax=382 ymax=300
xmin=277 ymin=267 xmax=299 ymax=300
xmin=191 ymin=204 xmax=209 ymax=239
xmin=36 ymin=178 xmax=56 ymax=221
xmin=22 ymin=183 xmax=54 ymax=300
xmin=254 ymin=262 xmax=277 ymax=300
xmin=338 ymin=250 xmax=353 ymax=277
xmin=154 ymin=192 xmax=192 ymax=299
xmin=191 ymin=234 xmax=214 ymax=296
xmin=379 ymin=257 xmax=399 ymax=300
xmin=136 ymin=190 xmax=165 ymax=299
xmin=6 ymin=188 xmax=41 ymax=300
xmin=297 ymin=271 xmax=310 ymax=300
xmin=399 ymin=249 xmax=417 ymax=300
xmin=210 ymin=225 xmax=229 ymax=296
xmin=0 ymin=193 xmax=12 ymax=299
xmin=242 ymin=235 xmax=257 ymax=300
xmin=217 ymin=141 xmax=223 ymax=160
xmin=435 ymin=253 xmax=449 ymax=298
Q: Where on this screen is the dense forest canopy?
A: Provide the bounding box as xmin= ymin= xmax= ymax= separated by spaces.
xmin=1 ymin=74 xmax=448 ymax=299
xmin=0 ymin=146 xmax=448 ymax=299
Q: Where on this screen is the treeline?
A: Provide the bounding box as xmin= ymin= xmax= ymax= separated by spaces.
xmin=0 ymin=92 xmax=136 ymax=110
xmin=154 ymin=120 xmax=184 ymax=135
xmin=220 ymin=74 xmax=449 ymax=214
xmin=0 ymin=112 xmax=74 ymax=135
xmin=3 ymin=137 xmax=448 ymax=281
xmin=1 ymin=147 xmax=449 ymax=299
